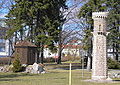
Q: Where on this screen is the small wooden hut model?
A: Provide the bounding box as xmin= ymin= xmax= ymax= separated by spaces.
xmin=14 ymin=41 xmax=37 ymax=64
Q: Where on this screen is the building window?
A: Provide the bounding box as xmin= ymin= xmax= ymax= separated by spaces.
xmin=0 ymin=46 xmax=5 ymax=52
xmin=98 ymin=32 xmax=103 ymax=35
xmin=99 ymin=25 xmax=101 ymax=31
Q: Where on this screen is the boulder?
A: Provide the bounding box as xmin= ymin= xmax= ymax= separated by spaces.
xmin=109 ymin=73 xmax=120 ymax=78
xmin=25 ymin=63 xmax=45 ymax=74
xmin=0 ymin=65 xmax=13 ymax=72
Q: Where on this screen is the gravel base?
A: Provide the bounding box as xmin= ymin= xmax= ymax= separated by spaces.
xmin=83 ymin=78 xmax=120 ymax=83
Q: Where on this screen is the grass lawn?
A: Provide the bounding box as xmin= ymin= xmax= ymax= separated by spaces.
xmin=0 ymin=63 xmax=120 ymax=85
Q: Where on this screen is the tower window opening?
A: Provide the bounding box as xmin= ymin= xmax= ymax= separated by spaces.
xmin=99 ymin=25 xmax=101 ymax=31
xmin=98 ymin=32 xmax=103 ymax=35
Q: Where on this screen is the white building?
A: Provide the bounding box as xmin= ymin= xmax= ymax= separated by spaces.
xmin=0 ymin=39 xmax=10 ymax=57
xmin=0 ymin=19 xmax=12 ymax=57
xmin=43 ymin=40 xmax=82 ymax=58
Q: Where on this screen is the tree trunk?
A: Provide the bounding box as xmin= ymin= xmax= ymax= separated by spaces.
xmin=112 ymin=43 xmax=116 ymax=60
xmin=57 ymin=46 xmax=62 ymax=64
xmin=15 ymin=32 xmax=17 ymax=44
xmin=40 ymin=46 xmax=44 ymax=64
xmin=115 ymin=44 xmax=119 ymax=61
xmin=57 ymin=28 xmax=62 ymax=64
xmin=87 ymin=39 xmax=92 ymax=71
xmin=87 ymin=56 xmax=92 ymax=71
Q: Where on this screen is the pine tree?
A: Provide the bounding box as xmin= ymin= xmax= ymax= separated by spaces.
xmin=6 ymin=0 xmax=67 ymax=64
xmin=78 ymin=0 xmax=108 ymax=71
xmin=107 ymin=0 xmax=120 ymax=61
xmin=12 ymin=57 xmax=22 ymax=72
xmin=78 ymin=0 xmax=120 ymax=70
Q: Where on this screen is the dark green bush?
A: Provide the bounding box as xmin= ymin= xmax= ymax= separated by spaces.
xmin=12 ymin=57 xmax=22 ymax=72
xmin=107 ymin=58 xmax=120 ymax=69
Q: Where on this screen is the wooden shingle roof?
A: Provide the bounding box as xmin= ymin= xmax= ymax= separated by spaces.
xmin=15 ymin=41 xmax=37 ymax=47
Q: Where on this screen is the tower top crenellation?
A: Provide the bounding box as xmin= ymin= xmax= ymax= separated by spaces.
xmin=92 ymin=12 xmax=109 ymax=19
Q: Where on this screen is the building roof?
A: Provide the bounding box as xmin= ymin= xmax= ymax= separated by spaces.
xmin=15 ymin=41 xmax=37 ymax=47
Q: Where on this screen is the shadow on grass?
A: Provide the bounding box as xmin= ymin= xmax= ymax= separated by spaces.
xmin=0 ymin=73 xmax=34 ymax=79
xmin=113 ymin=80 xmax=120 ymax=82
xmin=0 ymin=79 xmax=21 ymax=81
xmin=53 ymin=66 xmax=87 ymax=70
xmin=0 ymin=73 xmax=39 ymax=82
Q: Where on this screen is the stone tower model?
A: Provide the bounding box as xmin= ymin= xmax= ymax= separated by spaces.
xmin=92 ymin=12 xmax=109 ymax=80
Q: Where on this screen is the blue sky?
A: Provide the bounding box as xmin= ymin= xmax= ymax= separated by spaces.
xmin=0 ymin=0 xmax=15 ymax=17
xmin=0 ymin=0 xmax=84 ymax=41
xmin=0 ymin=0 xmax=84 ymax=31
xmin=66 ymin=0 xmax=74 ymax=7
xmin=0 ymin=0 xmax=77 ymax=18
xmin=0 ymin=9 xmax=8 ymax=18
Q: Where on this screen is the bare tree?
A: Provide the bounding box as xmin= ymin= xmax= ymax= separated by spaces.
xmin=0 ymin=0 xmax=14 ymax=16
xmin=57 ymin=0 xmax=85 ymax=64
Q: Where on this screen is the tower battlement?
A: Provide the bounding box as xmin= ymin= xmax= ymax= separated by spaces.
xmin=92 ymin=12 xmax=109 ymax=19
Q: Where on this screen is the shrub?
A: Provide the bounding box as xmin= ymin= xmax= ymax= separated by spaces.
xmin=12 ymin=57 xmax=22 ymax=72
xmin=107 ymin=58 xmax=120 ymax=69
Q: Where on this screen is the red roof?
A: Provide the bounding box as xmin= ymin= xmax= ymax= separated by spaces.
xmin=62 ymin=45 xmax=82 ymax=49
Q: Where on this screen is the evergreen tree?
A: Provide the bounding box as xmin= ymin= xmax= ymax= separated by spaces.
xmin=78 ymin=0 xmax=120 ymax=70
xmin=6 ymin=0 xmax=67 ymax=64
xmin=107 ymin=0 xmax=120 ymax=61
xmin=12 ymin=57 xmax=22 ymax=72
xmin=78 ymin=0 xmax=108 ymax=71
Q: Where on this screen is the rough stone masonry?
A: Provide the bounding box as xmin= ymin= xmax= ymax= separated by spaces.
xmin=92 ymin=12 xmax=109 ymax=80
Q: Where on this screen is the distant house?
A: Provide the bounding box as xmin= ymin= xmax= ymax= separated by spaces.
xmin=0 ymin=38 xmax=11 ymax=57
xmin=43 ymin=40 xmax=83 ymax=58
xmin=0 ymin=19 xmax=12 ymax=57
xmin=107 ymin=47 xmax=120 ymax=61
